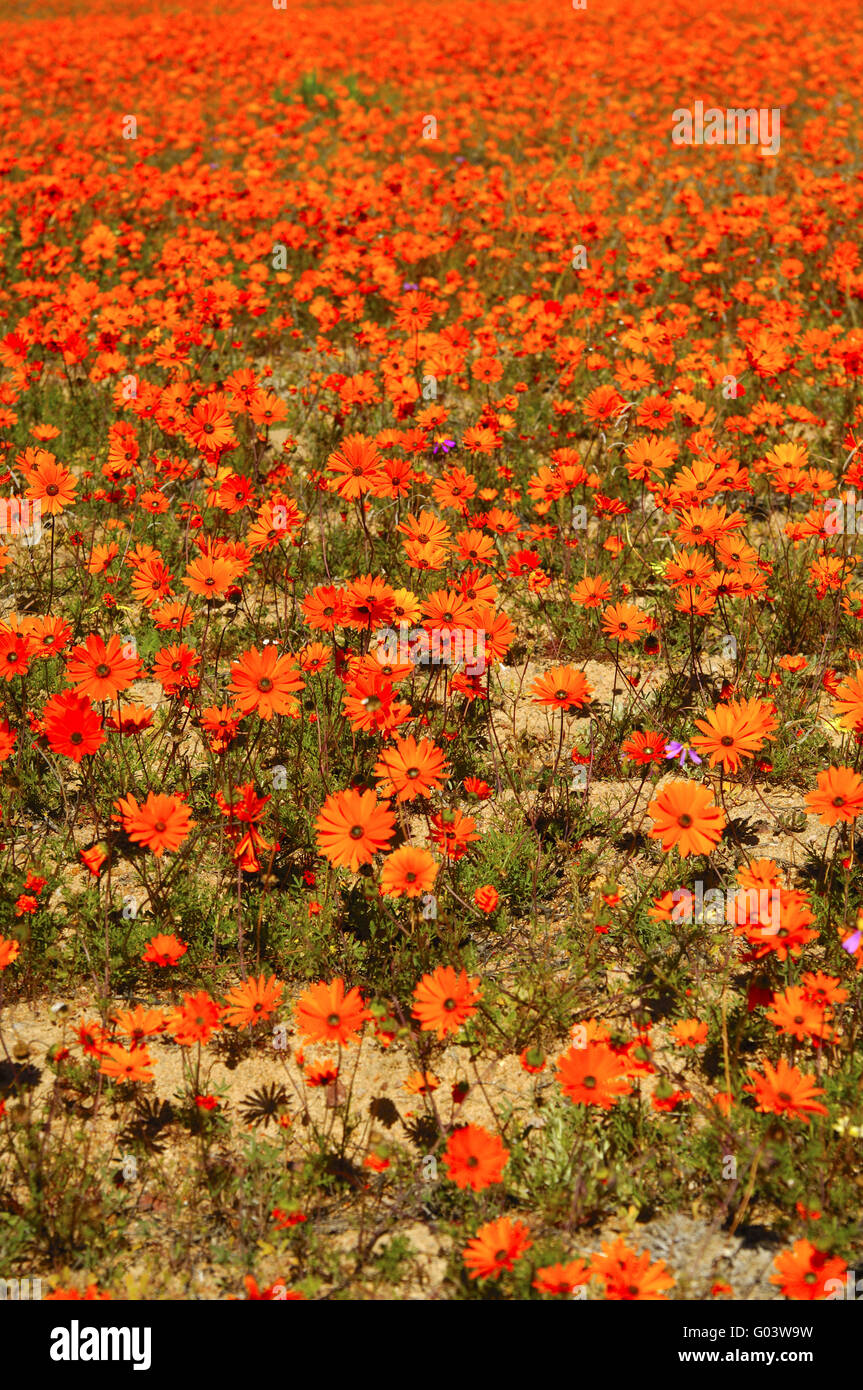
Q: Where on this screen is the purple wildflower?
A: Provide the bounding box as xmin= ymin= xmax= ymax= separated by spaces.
xmin=664 ymin=741 xmax=702 ymax=768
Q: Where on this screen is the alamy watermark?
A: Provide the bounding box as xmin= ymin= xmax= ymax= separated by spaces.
xmin=373 ymin=623 xmax=486 ymax=676
xmin=0 ymin=497 xmax=41 ymax=545
xmin=826 ymin=1270 xmax=863 ymax=1300
xmin=671 ymin=103 xmax=781 ymax=157
xmin=50 ymin=1322 xmax=151 ymax=1370
xmin=824 ymin=491 xmax=863 ymax=536
xmin=0 ymin=1276 xmax=42 ymax=1299
xmin=671 ymin=883 xmax=780 ymax=936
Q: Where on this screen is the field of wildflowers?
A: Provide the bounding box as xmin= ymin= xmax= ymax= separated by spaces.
xmin=2 ymin=0 xmax=863 ymax=1309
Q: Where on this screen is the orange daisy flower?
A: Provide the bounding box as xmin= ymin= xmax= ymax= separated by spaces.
xmin=167 ymin=991 xmax=223 ymax=1045
xmin=743 ymin=1057 xmax=828 ymax=1123
xmin=428 ymin=807 xmax=480 ymax=859
xmin=182 ymin=552 xmax=239 ymax=599
xmin=555 ymin=1042 xmax=632 ymax=1109
xmin=293 ymin=977 xmax=369 ymax=1046
xmin=129 ymin=557 xmax=174 ymax=607
xmin=0 ymin=936 xmax=21 ymax=970
xmin=326 ymin=434 xmax=386 ymax=500
xmin=378 ymin=845 xmax=438 ymax=898
xmin=474 ymin=884 xmax=499 ymax=913
xmin=647 ymin=781 xmax=726 ymax=856
xmin=142 ymin=933 xmax=187 ymax=966
xmin=0 ymin=630 xmax=33 ymax=680
xmin=412 ymin=965 xmax=481 ymax=1040
xmin=801 ymin=971 xmax=847 ymax=1008
xmin=298 ymin=641 xmax=331 ymax=674
xmin=112 ymin=1006 xmax=169 ymax=1045
xmin=403 ymin=1070 xmax=440 ymax=1095
xmin=532 ymin=1261 xmax=592 ymax=1296
xmin=670 ymin=1019 xmax=708 ymax=1047
xmin=23 ymin=615 xmax=72 ymax=658
xmin=442 ymin=1123 xmax=509 ymax=1191
xmin=831 ymin=670 xmax=863 ymax=731
xmin=98 ymin=1044 xmax=154 ymax=1084
xmin=113 ymin=791 xmax=195 ymax=857
xmin=151 ymin=643 xmax=201 ymax=695
xmin=24 ymin=454 xmax=77 ymax=515
xmin=185 ymin=396 xmax=235 ymax=452
xmin=241 ymin=1276 xmax=303 ymax=1301
xmin=106 ymin=703 xmax=155 ymax=735
xmin=314 ymin=788 xmax=396 ymax=870
xmin=601 ymin=601 xmax=651 ymax=643
xmin=571 ymin=575 xmax=611 ymax=608
xmin=462 ymin=1217 xmax=532 ymax=1281
xmin=222 ymin=973 xmax=285 ymax=1028
xmin=43 ymin=1284 xmax=111 ymax=1301
xmin=590 ymin=1236 xmax=675 ymax=1300
xmin=622 ymin=729 xmax=667 ymax=764
xmin=373 ymin=735 xmax=450 ymax=801
xmin=199 ymin=704 xmax=240 ymax=752
xmin=765 ymin=987 xmax=832 ymax=1043
xmin=691 ymin=697 xmax=777 ymax=773
xmin=42 ymin=691 xmax=105 ymax=762
xmin=76 ymin=1018 xmax=108 ymax=1056
xmin=65 ymin=633 xmax=142 ymax=701
xmin=151 ymin=600 xmax=195 ymax=632
xmin=805 ymin=766 xmax=863 ymax=825
xmin=301 ymin=584 xmax=347 ymax=632
xmin=770 ymin=1240 xmax=846 ymax=1300
xmin=228 ymin=646 xmax=305 ymax=720
xmin=342 ymin=672 xmax=412 ymax=736
xmin=531 ymin=665 xmax=594 ymax=710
